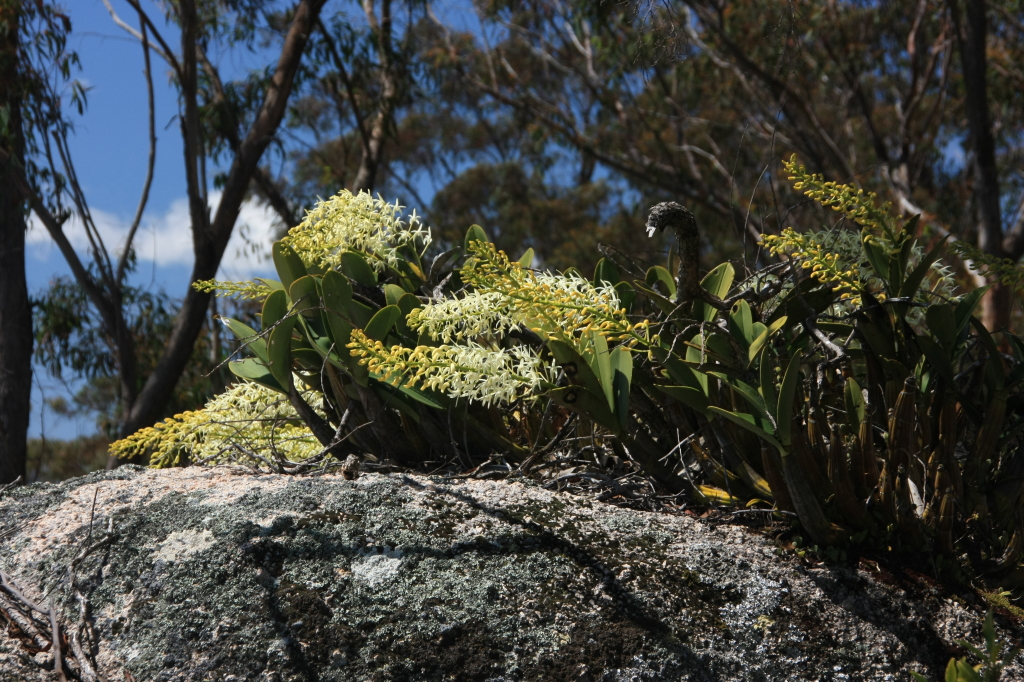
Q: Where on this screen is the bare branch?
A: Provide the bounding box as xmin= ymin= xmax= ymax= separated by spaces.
xmin=117 ymin=11 xmax=158 ymax=283
xmin=252 ymin=166 xmax=299 ymax=229
xmin=0 ymin=148 xmax=107 ymax=314
xmin=103 ymin=0 xmax=182 ymax=77
xmin=686 ymin=1 xmax=857 ymax=182
xmin=316 ymin=18 xmax=372 ymax=149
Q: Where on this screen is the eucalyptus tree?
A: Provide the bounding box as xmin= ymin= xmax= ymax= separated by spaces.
xmin=279 ymin=2 xmax=643 ymax=275
xmin=271 ymin=0 xmax=430 ymax=210
xmin=1 ymin=0 xmax=331 ymax=471
xmin=0 ymin=0 xmax=83 ymax=484
xmin=100 ymin=0 xmax=329 ymax=464
xmin=436 ymin=0 xmax=1024 ymax=329
xmin=0 ymin=0 xmax=33 ymax=485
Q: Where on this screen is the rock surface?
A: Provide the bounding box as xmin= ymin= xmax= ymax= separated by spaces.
xmin=0 ymin=466 xmax=1020 ymax=682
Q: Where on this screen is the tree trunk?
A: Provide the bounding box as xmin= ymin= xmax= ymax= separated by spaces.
xmin=0 ymin=176 xmax=32 ymax=486
xmin=950 ymin=0 xmax=1007 ymax=331
xmin=350 ymin=0 xmax=397 ymax=194
xmin=0 ymin=1 xmax=32 ymax=484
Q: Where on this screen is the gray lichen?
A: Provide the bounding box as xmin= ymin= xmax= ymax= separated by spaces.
xmin=0 ymin=467 xmax=1020 ymax=682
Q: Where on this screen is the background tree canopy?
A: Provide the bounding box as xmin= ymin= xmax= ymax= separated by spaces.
xmin=281 ymin=0 xmax=1024 ymax=318
xmin=2 ymin=0 xmax=1023 ymax=484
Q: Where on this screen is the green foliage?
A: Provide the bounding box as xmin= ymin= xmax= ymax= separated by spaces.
xmin=113 ymin=193 xmax=536 ymax=469
xmin=950 ymin=241 xmax=1024 ymax=295
xmin=34 ymin=275 xmax=242 ymax=439
xmin=34 ymin=277 xmax=118 ymax=380
xmin=25 ymin=435 xmax=108 ymax=483
xmin=910 ymin=610 xmax=1020 ymax=682
xmin=114 ymin=164 xmax=1024 ymax=598
xmin=702 ymin=161 xmax=1024 ymax=592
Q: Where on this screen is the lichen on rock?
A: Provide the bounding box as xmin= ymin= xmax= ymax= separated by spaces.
xmin=0 ymin=467 xmax=1020 ymax=681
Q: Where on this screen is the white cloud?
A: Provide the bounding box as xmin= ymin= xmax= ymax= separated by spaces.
xmin=27 ymin=191 xmax=282 ymax=281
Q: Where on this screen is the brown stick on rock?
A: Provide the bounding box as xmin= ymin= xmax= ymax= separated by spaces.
xmin=645 ymin=202 xmax=701 ymax=304
xmin=49 ymin=602 xmax=69 ymax=682
xmin=0 ymin=593 xmax=50 ymax=652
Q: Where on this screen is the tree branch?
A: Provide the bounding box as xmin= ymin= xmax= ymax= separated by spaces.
xmin=117 ymin=11 xmax=157 ymax=283
xmin=316 ymin=18 xmax=372 ymax=149
xmin=195 ymin=45 xmax=298 ymax=230
xmin=104 ymin=0 xmax=182 ymax=78
xmin=252 ymin=166 xmax=299 ymax=229
xmin=685 ymin=1 xmax=857 ymax=182
xmin=350 ymin=0 xmax=397 ymax=193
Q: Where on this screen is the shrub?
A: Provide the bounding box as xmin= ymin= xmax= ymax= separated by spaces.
xmin=112 ymin=162 xmax=1024 ymax=597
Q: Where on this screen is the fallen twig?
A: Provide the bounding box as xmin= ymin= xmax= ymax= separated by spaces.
xmin=71 ymin=530 xmax=115 ymax=572
xmin=70 ymin=628 xmax=98 ymax=682
xmin=49 ymin=600 xmax=68 ymax=682
xmin=0 ymin=591 xmax=51 ymax=651
xmin=0 ymin=510 xmax=115 ymax=681
xmin=543 ymin=471 xmax=613 ymax=489
xmin=518 ymin=414 xmax=579 ymax=474
xmin=0 ymin=525 xmax=20 ymax=541
xmin=0 ymin=570 xmax=48 ymax=614
xmin=0 ymin=476 xmax=22 ymax=497
xmin=447 ymin=455 xmax=504 ymax=479
xmin=85 ymin=487 xmax=99 ymax=548
xmin=67 ymin=514 xmax=114 ymax=679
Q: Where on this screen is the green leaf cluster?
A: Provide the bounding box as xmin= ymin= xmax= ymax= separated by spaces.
xmin=911 ymin=610 xmax=1020 ymax=682
xmin=113 ymin=168 xmax=1024 ymax=600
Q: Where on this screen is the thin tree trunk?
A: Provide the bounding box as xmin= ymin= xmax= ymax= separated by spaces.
xmin=950 ymin=0 xmax=1007 ymax=330
xmin=0 ymin=1 xmax=32 ymax=484
xmin=350 ymin=0 xmax=396 ymax=194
